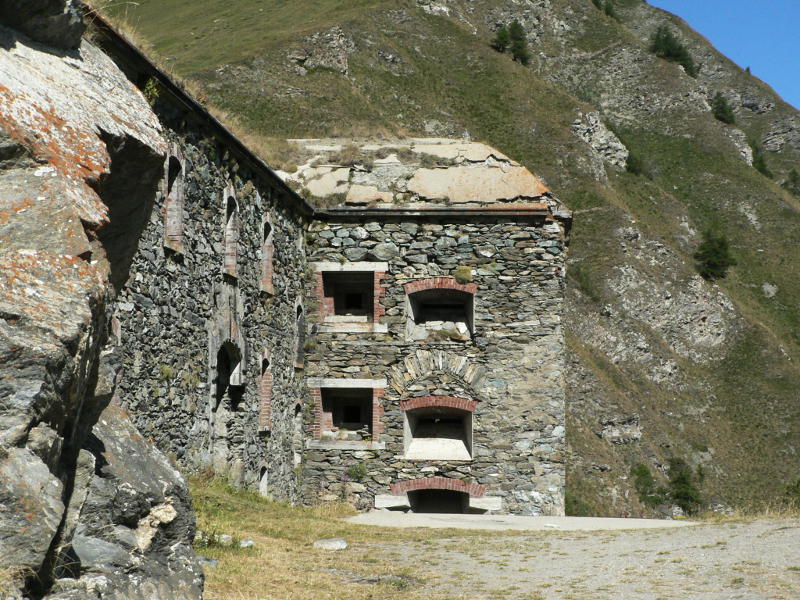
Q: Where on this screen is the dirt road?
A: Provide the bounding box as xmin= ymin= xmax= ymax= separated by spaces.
xmin=366 ymin=518 xmax=800 ymax=599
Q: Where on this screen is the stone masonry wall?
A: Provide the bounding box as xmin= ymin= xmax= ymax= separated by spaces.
xmin=303 ymin=214 xmax=568 ymax=515
xmin=112 ymin=100 xmax=309 ymax=502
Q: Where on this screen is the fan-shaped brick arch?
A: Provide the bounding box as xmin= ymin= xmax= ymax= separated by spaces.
xmin=403 ymin=276 xmax=477 ymax=295
xmin=390 ymin=477 xmax=485 ymax=497
xmin=388 ymin=349 xmax=486 ymax=398
xmin=400 ymin=395 xmax=477 ymax=412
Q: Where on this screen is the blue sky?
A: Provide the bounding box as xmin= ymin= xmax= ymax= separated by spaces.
xmin=649 ymin=0 xmax=799 ymax=109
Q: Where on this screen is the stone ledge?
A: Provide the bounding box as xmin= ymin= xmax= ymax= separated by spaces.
xmin=306 ymin=377 xmax=387 ymax=388
xmin=317 ymin=322 xmax=389 ymax=334
xmin=312 ymin=261 xmax=389 ymax=272
xmin=307 ymin=440 xmax=386 ymax=450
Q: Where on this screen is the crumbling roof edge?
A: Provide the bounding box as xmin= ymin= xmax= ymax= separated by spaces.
xmin=82 ymin=6 xmax=315 ymax=218
xmin=316 ymin=204 xmax=554 ymax=221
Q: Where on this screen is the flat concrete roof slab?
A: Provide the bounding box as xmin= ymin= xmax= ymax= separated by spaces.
xmin=344 ymin=511 xmax=697 ymax=531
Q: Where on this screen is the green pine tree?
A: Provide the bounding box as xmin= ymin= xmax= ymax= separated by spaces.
xmin=667 ymin=458 xmax=702 ymax=515
xmin=491 ymin=25 xmax=511 ymax=53
xmin=782 ymin=168 xmax=800 ymax=196
xmin=694 ymin=230 xmax=736 ymax=280
xmin=650 ymin=25 xmax=699 ymax=77
xmin=508 ymin=20 xmax=530 ymax=65
xmin=604 ymin=1 xmax=619 ymax=20
xmin=750 ymin=139 xmax=773 ymax=178
xmin=711 ymin=92 xmax=736 ymax=124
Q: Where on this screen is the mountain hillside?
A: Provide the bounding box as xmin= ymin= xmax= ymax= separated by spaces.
xmin=94 ymin=0 xmax=800 ymax=516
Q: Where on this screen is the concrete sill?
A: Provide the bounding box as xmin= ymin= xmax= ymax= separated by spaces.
xmin=307 ymin=440 xmax=386 ymax=451
xmin=317 ymin=321 xmax=388 ymax=334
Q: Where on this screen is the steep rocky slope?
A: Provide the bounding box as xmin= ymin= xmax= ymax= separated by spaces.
xmin=0 ymin=4 xmax=201 ymax=597
xmin=97 ymin=0 xmax=800 ymax=515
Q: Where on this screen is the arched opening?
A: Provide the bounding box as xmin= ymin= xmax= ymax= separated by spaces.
xmin=408 ymin=489 xmax=469 ymax=514
xmin=258 ymin=466 xmax=269 ymax=497
xmin=261 ymin=217 xmax=274 ymax=294
xmin=223 ymin=191 xmax=239 ymax=278
xmin=292 ymin=403 xmax=304 ymax=466
xmin=407 ymin=288 xmax=474 ymax=341
xmin=167 ymin=155 xmax=182 ymax=196
xmin=295 ymin=304 xmax=305 ymax=368
xmin=215 ymin=342 xmax=243 ymax=409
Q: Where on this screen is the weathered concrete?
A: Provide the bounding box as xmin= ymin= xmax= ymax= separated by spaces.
xmin=345 ymin=511 xmax=697 ymax=531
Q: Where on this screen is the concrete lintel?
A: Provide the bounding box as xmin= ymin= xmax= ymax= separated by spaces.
xmin=307 ymin=440 xmax=386 ymax=451
xmin=318 ymin=322 xmax=389 ymax=334
xmin=375 ymin=493 xmax=410 ymax=509
xmin=312 ymin=261 xmax=389 ymax=272
xmin=306 ymin=377 xmax=387 ymax=388
xmin=469 ymin=496 xmax=503 ymax=512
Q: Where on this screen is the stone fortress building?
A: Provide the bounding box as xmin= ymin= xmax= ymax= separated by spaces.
xmin=98 ymin=16 xmax=571 ymax=515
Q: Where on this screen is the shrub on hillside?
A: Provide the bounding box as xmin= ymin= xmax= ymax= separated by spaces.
xmin=591 ymin=0 xmax=603 ymax=8
xmin=786 ymin=478 xmax=800 ymax=507
xmin=667 ymin=457 xmax=703 ymax=515
xmin=783 ymin=169 xmax=800 ymax=196
xmin=491 ymin=25 xmax=511 ymax=53
xmin=693 ymin=230 xmax=736 ymax=280
xmin=604 ymin=1 xmax=619 ymax=20
xmin=631 ymin=463 xmax=668 ymax=508
xmin=565 ymin=491 xmax=593 ymax=516
xmin=749 ymin=139 xmax=773 ymax=178
xmin=711 ymin=92 xmax=736 ymax=124
xmin=650 ymin=25 xmax=699 ymax=77
xmin=509 ymin=20 xmax=530 ymax=65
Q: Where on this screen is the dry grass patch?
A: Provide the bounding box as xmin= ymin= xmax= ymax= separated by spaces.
xmin=190 ymin=476 xmax=498 ymax=600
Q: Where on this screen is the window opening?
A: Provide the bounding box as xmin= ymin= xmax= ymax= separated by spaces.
xmin=407 ymin=288 xmax=474 ymax=341
xmin=164 ymin=153 xmax=184 ymax=251
xmin=405 ymin=407 xmax=472 ymax=460
xmin=320 ymin=388 xmax=373 ymax=441
xmin=261 ymin=217 xmax=274 ymax=294
xmin=321 ymin=271 xmax=373 ymax=321
xmin=295 ymin=304 xmax=305 ymax=368
xmin=259 ymin=356 xmax=272 ymax=431
xmin=223 ymin=191 xmax=238 ymax=278
xmin=215 ymin=343 xmax=243 ymax=408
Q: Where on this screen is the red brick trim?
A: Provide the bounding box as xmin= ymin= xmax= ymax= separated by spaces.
xmin=373 ymin=271 xmax=386 ymax=321
xmin=390 ymin=477 xmax=485 ymax=497
xmin=311 ymin=388 xmax=323 ymax=440
xmin=312 ymin=386 xmax=384 ymax=441
xmin=372 ymin=388 xmax=384 ymax=441
xmin=314 ymin=272 xmax=334 ymax=318
xmin=400 ymin=395 xmax=477 ymax=412
xmin=403 ymin=277 xmax=477 ymax=295
xmin=258 ymin=351 xmax=272 ymax=431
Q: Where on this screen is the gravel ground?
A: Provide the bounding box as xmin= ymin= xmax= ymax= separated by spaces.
xmin=369 ymin=519 xmax=800 ymax=599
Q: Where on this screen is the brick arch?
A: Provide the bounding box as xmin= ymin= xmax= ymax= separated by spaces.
xmin=400 ymin=395 xmax=477 ymax=412
xmin=391 ymin=477 xmax=485 ymax=498
xmin=403 ymin=276 xmax=477 ymax=296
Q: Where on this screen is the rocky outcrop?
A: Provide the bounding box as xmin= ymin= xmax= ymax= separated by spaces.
xmin=571 ymin=112 xmax=629 ymax=175
xmin=47 ymin=404 xmax=203 ymax=600
xmin=0 ymin=0 xmax=85 ymax=49
xmin=0 ymin=6 xmax=200 ymax=598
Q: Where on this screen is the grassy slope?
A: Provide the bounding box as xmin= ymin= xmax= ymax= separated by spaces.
xmin=98 ymin=0 xmax=800 ymax=514
xmin=191 ymin=475 xmax=516 ymax=599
